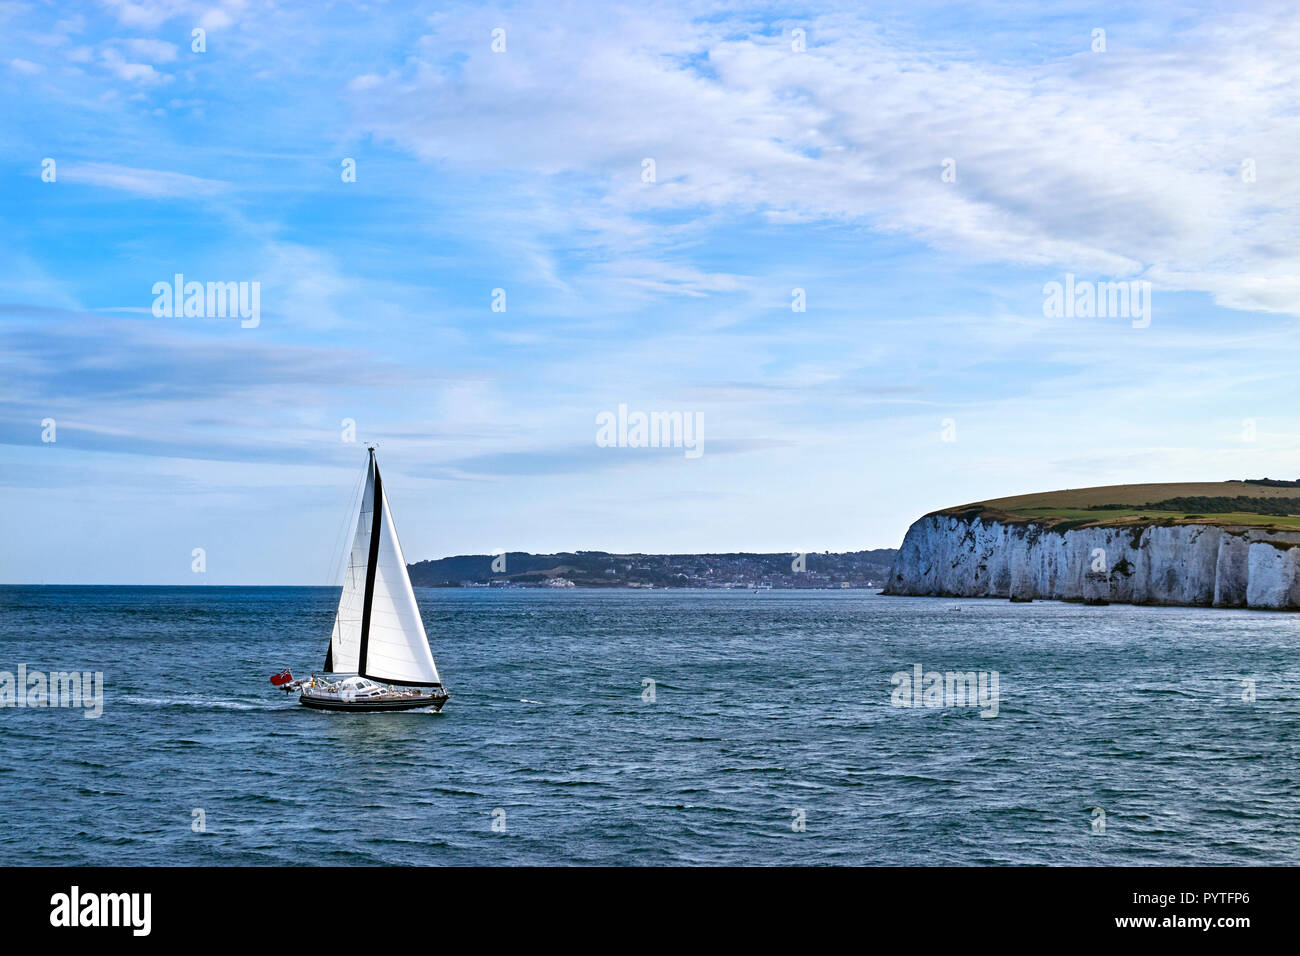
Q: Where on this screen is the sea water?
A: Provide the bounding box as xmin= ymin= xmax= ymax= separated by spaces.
xmin=1 ymin=586 xmax=1297 ymax=865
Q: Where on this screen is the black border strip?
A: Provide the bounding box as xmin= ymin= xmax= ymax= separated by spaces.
xmin=13 ymin=865 xmax=1276 ymax=938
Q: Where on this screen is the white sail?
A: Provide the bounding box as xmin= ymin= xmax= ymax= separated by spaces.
xmin=325 ymin=456 xmax=374 ymax=674
xmin=361 ymin=482 xmax=442 ymax=686
xmin=325 ymin=450 xmax=442 ymax=687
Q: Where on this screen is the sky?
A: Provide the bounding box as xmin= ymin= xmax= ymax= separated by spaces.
xmin=1 ymin=0 xmax=1298 ymax=584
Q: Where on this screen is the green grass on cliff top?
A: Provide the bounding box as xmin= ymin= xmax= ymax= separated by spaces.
xmin=937 ymin=481 xmax=1300 ymax=531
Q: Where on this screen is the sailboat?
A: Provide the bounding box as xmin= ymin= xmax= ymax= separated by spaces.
xmin=271 ymin=447 xmax=449 ymax=713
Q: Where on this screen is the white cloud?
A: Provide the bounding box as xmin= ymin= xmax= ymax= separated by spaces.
xmin=121 ymin=37 xmax=179 ymax=62
xmin=347 ymin=6 xmax=1300 ymax=317
xmin=100 ymin=46 xmax=170 ymax=85
xmin=200 ymin=8 xmax=234 ymax=30
xmin=99 ymin=0 xmax=243 ymax=31
xmin=9 ymin=57 xmax=41 ymax=74
xmin=348 ymin=73 xmax=385 ymax=91
xmin=99 ymin=0 xmax=192 ymax=30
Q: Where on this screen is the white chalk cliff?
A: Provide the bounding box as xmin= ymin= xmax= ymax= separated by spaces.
xmin=884 ymin=514 xmax=1300 ymax=609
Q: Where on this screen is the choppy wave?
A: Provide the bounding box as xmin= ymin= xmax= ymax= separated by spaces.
xmin=2 ymin=585 xmax=1298 ymax=865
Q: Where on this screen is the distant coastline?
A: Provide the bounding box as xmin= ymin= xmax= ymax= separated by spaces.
xmin=407 ymin=550 xmax=897 ymax=590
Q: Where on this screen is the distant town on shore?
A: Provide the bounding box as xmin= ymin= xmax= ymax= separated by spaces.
xmin=407 ymin=550 xmax=899 ymax=590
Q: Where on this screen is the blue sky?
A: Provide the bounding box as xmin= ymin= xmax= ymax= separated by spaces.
xmin=2 ymin=1 xmax=1298 ymax=584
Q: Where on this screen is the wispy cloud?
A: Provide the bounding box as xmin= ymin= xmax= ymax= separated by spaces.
xmin=440 ymin=438 xmax=793 ymax=479
xmin=348 ymin=5 xmax=1300 ymax=316
xmin=57 ymin=162 xmax=227 ymax=197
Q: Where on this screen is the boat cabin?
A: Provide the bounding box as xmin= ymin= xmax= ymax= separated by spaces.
xmin=334 ymin=676 xmax=386 ymax=698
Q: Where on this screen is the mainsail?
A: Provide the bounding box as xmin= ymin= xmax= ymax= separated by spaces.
xmin=325 ymin=449 xmax=442 ymax=687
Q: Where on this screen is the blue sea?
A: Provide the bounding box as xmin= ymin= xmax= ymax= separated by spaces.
xmin=1 ymin=586 xmax=1297 ymax=865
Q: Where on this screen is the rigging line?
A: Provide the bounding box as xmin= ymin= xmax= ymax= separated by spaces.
xmin=326 ymin=468 xmax=363 ymax=591
xmin=324 ymin=459 xmax=368 ymax=591
xmin=325 ymin=458 xmax=370 ymax=672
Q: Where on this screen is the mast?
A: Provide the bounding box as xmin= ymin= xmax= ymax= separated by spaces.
xmin=357 ymin=447 xmax=383 ymax=680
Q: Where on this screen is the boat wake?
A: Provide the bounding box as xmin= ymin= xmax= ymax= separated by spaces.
xmin=121 ymin=695 xmax=292 ymax=711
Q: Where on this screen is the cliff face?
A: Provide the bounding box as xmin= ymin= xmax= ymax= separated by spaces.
xmin=884 ymin=515 xmax=1300 ymax=609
